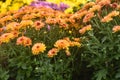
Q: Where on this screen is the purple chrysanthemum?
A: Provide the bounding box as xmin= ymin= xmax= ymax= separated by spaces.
xmin=30 ymin=1 xmax=69 ymax=11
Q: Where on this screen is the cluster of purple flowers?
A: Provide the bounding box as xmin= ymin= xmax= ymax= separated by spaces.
xmin=30 ymin=1 xmax=69 ymax=11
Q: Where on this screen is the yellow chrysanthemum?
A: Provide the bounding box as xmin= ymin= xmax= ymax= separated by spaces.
xmin=65 ymin=8 xmax=73 ymax=13
xmin=46 ymin=0 xmax=61 ymax=4
xmin=0 ymin=33 xmax=14 ymax=43
xmin=46 ymin=0 xmax=87 ymax=13
xmin=9 ymin=3 xmax=23 ymax=11
xmin=32 ymin=43 xmax=46 ymax=55
xmin=0 ymin=0 xmax=33 ymax=13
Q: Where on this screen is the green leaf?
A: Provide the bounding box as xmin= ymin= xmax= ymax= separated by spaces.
xmin=21 ymin=63 xmax=27 ymax=69
xmin=94 ymin=69 xmax=107 ymax=80
xmin=114 ymin=54 xmax=120 ymax=60
xmin=115 ymin=72 xmax=120 ymax=79
xmin=101 ymin=36 xmax=107 ymax=43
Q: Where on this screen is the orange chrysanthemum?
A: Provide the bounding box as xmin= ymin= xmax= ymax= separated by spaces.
xmin=73 ymin=38 xmax=81 ymax=42
xmin=32 ymin=43 xmax=46 ymax=55
xmin=88 ymin=5 xmax=101 ymax=12
xmin=98 ymin=0 xmax=111 ymax=6
xmin=0 ymin=28 xmax=3 ymax=32
xmin=101 ymin=11 xmax=119 ymax=22
xmin=0 ymin=15 xmax=13 ymax=22
xmin=79 ymin=25 xmax=92 ymax=34
xmin=70 ymin=10 xmax=87 ymax=19
xmin=20 ymin=20 xmax=33 ymax=29
xmin=34 ymin=21 xmax=45 ymax=30
xmin=0 ymin=15 xmax=13 ymax=25
xmin=47 ymin=48 xmax=59 ymax=57
xmin=16 ymin=36 xmax=32 ymax=47
xmin=11 ymin=31 xmax=20 ymax=38
xmin=54 ymin=39 xmax=70 ymax=50
xmin=45 ymin=17 xmax=57 ymax=24
xmin=70 ymin=41 xmax=81 ymax=47
xmin=22 ymin=14 xmax=36 ymax=20
xmin=112 ymin=25 xmax=120 ymax=33
xmin=0 ymin=33 xmax=14 ymax=43
xmin=6 ymin=22 xmax=20 ymax=31
xmin=83 ymin=12 xmax=94 ymax=23
xmin=83 ymin=2 xmax=95 ymax=9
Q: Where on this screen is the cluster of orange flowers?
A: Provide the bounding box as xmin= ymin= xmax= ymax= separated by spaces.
xmin=1 ymin=0 xmax=120 ymax=57
xmin=16 ymin=36 xmax=32 ymax=47
xmin=0 ymin=6 xmax=80 ymax=30
xmin=0 ymin=5 xmax=83 ymax=57
xmin=101 ymin=11 xmax=119 ymax=22
xmin=70 ymin=0 xmax=120 ymax=23
xmin=48 ymin=37 xmax=81 ymax=57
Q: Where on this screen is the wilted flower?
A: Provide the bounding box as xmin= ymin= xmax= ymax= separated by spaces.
xmin=110 ymin=3 xmax=118 ymax=9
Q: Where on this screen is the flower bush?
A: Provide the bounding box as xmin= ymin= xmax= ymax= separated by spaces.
xmin=1 ymin=0 xmax=120 ymax=80
xmin=74 ymin=0 xmax=120 ymax=80
xmin=0 ymin=4 xmax=82 ymax=80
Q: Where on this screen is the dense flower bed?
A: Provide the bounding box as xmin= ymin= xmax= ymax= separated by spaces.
xmin=1 ymin=0 xmax=120 ymax=80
